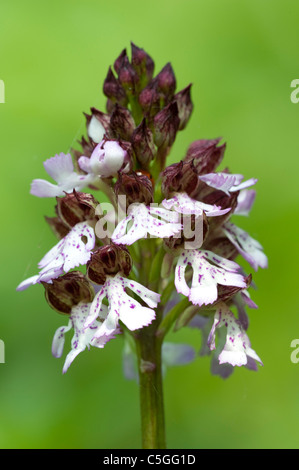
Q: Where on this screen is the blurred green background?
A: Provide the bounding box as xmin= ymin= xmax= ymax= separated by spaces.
xmin=1 ymin=0 xmax=299 ymax=449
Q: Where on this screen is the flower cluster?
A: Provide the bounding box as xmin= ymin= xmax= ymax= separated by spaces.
xmin=18 ymin=43 xmax=267 ymax=377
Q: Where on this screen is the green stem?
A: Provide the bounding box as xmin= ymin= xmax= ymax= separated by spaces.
xmin=135 ymin=326 xmax=166 ymax=449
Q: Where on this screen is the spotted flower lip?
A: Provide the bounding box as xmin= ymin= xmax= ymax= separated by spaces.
xmin=175 ymin=249 xmax=247 ymax=307
xmin=52 ymin=302 xmax=120 ymax=374
xmin=111 ymin=202 xmax=182 ymax=245
xmin=223 ymin=221 xmax=268 ymax=271
xmin=198 ymin=172 xmax=257 ymax=195
xmin=78 ymin=140 xmax=127 ymax=178
xmin=30 ymin=153 xmax=96 ymax=198
xmin=207 ymin=302 xmax=263 ymax=368
xmin=16 ymin=222 xmax=95 ymax=291
xmin=84 ymin=273 xmax=160 ymax=334
xmin=162 ymin=192 xmax=231 ymax=217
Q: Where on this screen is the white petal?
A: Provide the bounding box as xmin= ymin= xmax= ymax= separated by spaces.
xmin=223 ymin=222 xmax=268 ymax=271
xmin=234 ymin=190 xmax=256 ymax=216
xmin=43 ymin=153 xmax=74 ymax=183
xmin=30 ymin=179 xmax=63 ymax=198
xmin=88 ymin=116 xmax=106 ymax=143
xmin=112 ymin=203 xmax=181 ymax=246
xmin=162 ymin=192 xmax=230 ymax=218
xmin=123 ymin=278 xmax=161 ymax=308
xmin=52 ymin=320 xmax=72 ymax=358
xmin=16 ymin=275 xmax=39 ymax=291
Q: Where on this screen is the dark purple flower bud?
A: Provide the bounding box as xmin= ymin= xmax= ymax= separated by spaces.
xmin=114 ymin=48 xmax=127 ymax=75
xmin=153 ymin=101 xmax=180 ymax=148
xmin=106 ymin=98 xmax=115 ymax=114
xmin=103 ymin=67 xmax=128 ymax=106
xmin=162 ymin=160 xmax=199 ymax=198
xmin=45 ymin=215 xmax=69 ymax=240
xmin=43 ymin=271 xmax=94 ymax=315
xmin=84 ymin=107 xmax=111 ymax=143
xmin=131 ymin=42 xmax=154 ymax=87
xmin=117 ymin=54 xmax=139 ymax=94
xmin=156 ymin=63 xmax=176 ymax=98
xmin=115 ymin=172 xmax=153 ymax=208
xmin=56 ymin=191 xmax=99 ymax=229
xmin=110 ymin=104 xmax=136 ymax=140
xmin=131 ymin=118 xmax=156 ymax=167
xmin=185 ymin=138 xmax=226 ymax=175
xmin=138 ymin=79 xmax=162 ymax=116
xmin=174 ymin=84 xmax=193 ymax=130
xmin=87 ymin=244 xmax=132 ymax=285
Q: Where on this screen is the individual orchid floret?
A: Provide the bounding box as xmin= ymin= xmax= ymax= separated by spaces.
xmin=84 ymin=273 xmax=160 ymax=335
xmin=112 ymin=203 xmax=182 ymax=246
xmin=234 ymin=189 xmax=256 ymax=216
xmin=223 ymin=221 xmax=268 ymax=271
xmin=207 ymin=302 xmax=263 ymax=368
xmin=78 ymin=139 xmax=128 ymax=178
xmin=162 ymin=192 xmax=231 ymax=217
xmin=198 ymin=172 xmax=257 ymax=195
xmin=16 ymin=222 xmax=95 ymax=291
xmin=175 ymin=249 xmax=247 ymax=306
xmin=30 ymin=153 xmax=96 ymax=198
xmin=52 ymin=302 xmax=120 ymax=373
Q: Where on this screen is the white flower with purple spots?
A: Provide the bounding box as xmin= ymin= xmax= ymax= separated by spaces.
xmin=198 ymin=172 xmax=257 ymax=195
xmin=78 ymin=140 xmax=127 ymax=178
xmin=111 ymin=203 xmax=182 ymax=245
xmin=52 ymin=302 xmax=120 ymax=373
xmin=175 ymin=249 xmax=246 ymax=306
xmin=84 ymin=273 xmax=160 ymax=334
xmin=162 ymin=192 xmax=231 ymax=217
xmin=223 ymin=222 xmax=268 ymax=271
xmin=207 ymin=302 xmax=263 ymax=367
xmin=30 ymin=153 xmax=96 ymax=198
xmin=17 ymin=222 xmax=95 ymax=291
